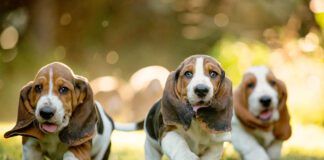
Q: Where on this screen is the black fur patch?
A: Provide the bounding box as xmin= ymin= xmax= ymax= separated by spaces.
xmin=145 ymin=100 xmax=163 ymax=141
xmin=102 ymin=142 xmax=111 ymax=160
xmin=96 ymin=107 xmax=104 ymax=134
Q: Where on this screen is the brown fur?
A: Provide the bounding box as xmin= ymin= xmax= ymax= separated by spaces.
xmin=4 ymin=62 xmax=98 ymax=159
xmin=161 ymin=55 xmax=233 ymax=133
xmin=233 ymin=69 xmax=291 ymax=140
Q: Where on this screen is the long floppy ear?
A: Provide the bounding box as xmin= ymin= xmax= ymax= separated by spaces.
xmin=59 ymin=76 xmax=98 ymax=146
xmin=273 ymin=80 xmax=291 ymax=140
xmin=161 ymin=70 xmax=195 ymax=130
xmin=4 ymin=82 xmax=43 ymax=139
xmin=197 ymin=72 xmax=233 ymax=132
xmin=234 ymin=78 xmax=271 ymax=130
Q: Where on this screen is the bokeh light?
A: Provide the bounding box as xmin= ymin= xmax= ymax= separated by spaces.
xmin=106 ymin=50 xmax=119 ymax=64
xmin=60 ymin=13 xmax=72 ymax=26
xmin=0 ymin=26 xmax=19 ymax=50
xmin=129 ymin=66 xmax=169 ymax=92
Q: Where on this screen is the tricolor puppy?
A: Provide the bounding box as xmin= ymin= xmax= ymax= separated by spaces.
xmin=144 ymin=55 xmax=233 ymax=160
xmin=4 ymin=62 xmax=114 ymax=160
xmin=231 ymin=66 xmax=292 ymax=160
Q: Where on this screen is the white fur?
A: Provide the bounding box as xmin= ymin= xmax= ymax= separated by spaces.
xmin=246 ymin=66 xmax=279 ymax=122
xmin=63 ymin=151 xmax=78 ymax=160
xmin=161 ymin=131 xmax=199 ymax=160
xmin=144 ymin=133 xmax=162 ymax=160
xmin=49 ymin=67 xmax=54 ymax=96
xmin=23 ymin=133 xmax=69 ymax=160
xmin=35 ymin=67 xmax=68 ymax=132
xmin=91 ymin=101 xmax=113 ymax=160
xmin=231 ymin=66 xmax=283 ymax=160
xmin=145 ymin=119 xmax=230 ymax=160
xmin=232 ymin=115 xmax=282 ymax=160
xmin=187 ymin=57 xmax=214 ymax=105
xmin=114 ymin=122 xmax=140 ymax=131
xmin=145 ymin=57 xmax=228 ymax=160
xmin=22 ymin=138 xmax=42 ymax=160
xmin=23 ymin=101 xmax=114 ymax=160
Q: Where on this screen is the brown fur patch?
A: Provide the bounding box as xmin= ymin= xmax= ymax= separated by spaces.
xmin=234 ymin=69 xmax=291 ymax=140
xmin=5 ymin=62 xmax=98 ymax=147
xmin=161 ymin=55 xmax=233 ymax=132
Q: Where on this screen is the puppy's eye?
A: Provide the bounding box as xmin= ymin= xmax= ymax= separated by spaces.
xmin=209 ymin=71 xmax=218 ymax=78
xmin=247 ymin=82 xmax=255 ymax=89
xmin=35 ymin=84 xmax=42 ymax=93
xmin=59 ymin=86 xmax=69 ymax=94
xmin=184 ymin=71 xmax=193 ymax=79
xmin=269 ymin=80 xmax=276 ymax=86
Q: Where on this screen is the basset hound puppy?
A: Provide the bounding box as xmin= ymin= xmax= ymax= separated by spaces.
xmin=4 ymin=62 xmax=115 ymax=160
xmin=144 ymin=55 xmax=233 ymax=160
xmin=231 ymin=66 xmax=292 ymax=160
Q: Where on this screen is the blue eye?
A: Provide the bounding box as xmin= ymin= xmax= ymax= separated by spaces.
xmin=209 ymin=71 xmax=218 ymax=78
xmin=184 ymin=71 xmax=193 ymax=79
xmin=59 ymin=86 xmax=69 ymax=94
xmin=35 ymin=84 xmax=42 ymax=93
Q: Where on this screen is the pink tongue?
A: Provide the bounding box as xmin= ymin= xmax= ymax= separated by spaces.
xmin=259 ymin=110 xmax=272 ymax=120
xmin=193 ymin=106 xmax=207 ymax=112
xmin=42 ymin=123 xmax=58 ymax=133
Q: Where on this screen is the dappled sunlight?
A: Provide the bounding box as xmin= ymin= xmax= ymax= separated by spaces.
xmin=90 ymin=66 xmax=169 ymax=122
xmin=2 ymin=123 xmax=324 ymax=160
xmin=0 ymin=0 xmax=323 ymax=159
xmin=129 ymin=66 xmax=170 ymax=92
xmin=90 ymin=76 xmax=122 ymax=94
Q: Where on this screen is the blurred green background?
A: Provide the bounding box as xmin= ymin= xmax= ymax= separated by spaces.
xmin=0 ymin=0 xmax=324 ymax=159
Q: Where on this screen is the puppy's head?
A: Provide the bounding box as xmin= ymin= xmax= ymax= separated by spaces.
xmin=240 ymin=67 xmax=284 ymax=122
xmin=162 ymin=55 xmax=232 ymax=131
xmin=234 ymin=66 xmax=291 ymax=140
xmin=5 ymin=62 xmax=97 ymax=146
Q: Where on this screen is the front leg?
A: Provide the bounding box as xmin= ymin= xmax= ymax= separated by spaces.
xmin=64 ymin=141 xmax=92 ymax=160
xmin=232 ymin=123 xmax=269 ymax=160
xmin=161 ymin=131 xmax=199 ymax=160
xmin=267 ymin=140 xmax=282 ymax=160
xmin=63 ymin=151 xmax=79 ymax=160
xmin=201 ymin=143 xmax=224 ymax=160
xmin=22 ymin=137 xmax=43 ymax=160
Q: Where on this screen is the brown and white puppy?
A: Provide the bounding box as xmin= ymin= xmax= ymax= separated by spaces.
xmin=144 ymin=55 xmax=233 ymax=160
xmin=231 ymin=66 xmax=292 ymax=160
xmin=4 ymin=62 xmax=114 ymax=160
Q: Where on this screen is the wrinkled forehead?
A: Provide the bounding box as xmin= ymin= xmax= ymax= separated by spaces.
xmin=35 ymin=63 xmax=75 ymax=82
xmin=180 ymin=55 xmax=222 ymax=70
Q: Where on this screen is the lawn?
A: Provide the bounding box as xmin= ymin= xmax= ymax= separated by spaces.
xmin=1 ymin=123 xmax=324 ymax=160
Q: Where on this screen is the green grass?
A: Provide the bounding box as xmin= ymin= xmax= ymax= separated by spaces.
xmin=1 ymin=124 xmax=324 ymax=160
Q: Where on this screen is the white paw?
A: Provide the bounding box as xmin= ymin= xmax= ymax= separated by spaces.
xmin=63 ymin=151 xmax=78 ymax=160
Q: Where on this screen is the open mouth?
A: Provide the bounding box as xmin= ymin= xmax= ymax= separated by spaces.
xmin=258 ymin=109 xmax=273 ymax=121
xmin=41 ymin=122 xmax=58 ymax=133
xmin=192 ymin=100 xmax=209 ymax=112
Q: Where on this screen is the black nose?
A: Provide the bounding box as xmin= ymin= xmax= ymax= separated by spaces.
xmin=39 ymin=107 xmax=55 ymax=120
xmin=194 ymin=84 xmax=209 ymax=97
xmin=259 ymin=96 xmax=272 ymax=107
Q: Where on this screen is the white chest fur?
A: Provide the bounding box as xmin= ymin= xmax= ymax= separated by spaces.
xmin=252 ymin=128 xmax=275 ymax=147
xmin=176 ymin=120 xmax=231 ymax=155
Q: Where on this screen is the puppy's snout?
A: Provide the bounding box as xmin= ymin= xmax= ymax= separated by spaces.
xmin=40 ymin=107 xmax=56 ymax=120
xmin=259 ymin=96 xmax=272 ymax=107
xmin=194 ymin=84 xmax=209 ymax=98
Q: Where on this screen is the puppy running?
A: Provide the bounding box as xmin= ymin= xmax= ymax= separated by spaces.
xmin=231 ymin=66 xmax=292 ymax=160
xmin=144 ymin=55 xmax=233 ymax=160
xmin=4 ymin=62 xmax=139 ymax=160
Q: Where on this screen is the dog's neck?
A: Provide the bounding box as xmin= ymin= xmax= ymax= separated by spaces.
xmin=39 ymin=132 xmax=69 ymax=159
